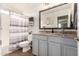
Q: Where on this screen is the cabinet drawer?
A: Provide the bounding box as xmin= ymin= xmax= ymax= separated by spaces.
xmin=33 ymin=35 xmax=47 ymax=40
xmin=63 ymin=38 xmax=77 ymax=47
xmin=48 ymin=36 xmax=63 ymax=43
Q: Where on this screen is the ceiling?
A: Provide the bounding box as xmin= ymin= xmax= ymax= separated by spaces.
xmin=0 ymin=3 xmax=61 ymax=16
xmin=0 ymin=3 xmax=42 ymax=16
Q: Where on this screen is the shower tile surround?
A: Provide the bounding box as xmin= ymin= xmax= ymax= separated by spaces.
xmin=9 ymin=12 xmax=29 ymax=52
xmin=0 ymin=9 xmax=33 ymax=55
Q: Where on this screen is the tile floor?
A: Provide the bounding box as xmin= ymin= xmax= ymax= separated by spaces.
xmin=5 ymin=49 xmax=33 ymax=56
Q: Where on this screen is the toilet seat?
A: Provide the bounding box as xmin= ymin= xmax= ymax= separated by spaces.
xmin=19 ymin=41 xmax=30 ymax=47
xmin=19 ymin=41 xmax=29 ymax=45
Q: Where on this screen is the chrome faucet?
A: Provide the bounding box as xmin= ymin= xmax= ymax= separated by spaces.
xmin=52 ymin=28 xmax=54 ymax=33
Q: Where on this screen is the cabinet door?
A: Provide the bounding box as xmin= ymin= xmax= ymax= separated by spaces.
xmin=32 ymin=38 xmax=38 ymax=55
xmin=39 ymin=40 xmax=47 ymax=56
xmin=63 ymin=45 xmax=77 ymax=56
xmin=48 ymin=41 xmax=61 ymax=56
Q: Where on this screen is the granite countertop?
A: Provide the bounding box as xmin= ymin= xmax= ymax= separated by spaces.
xmin=33 ymin=32 xmax=77 ymax=39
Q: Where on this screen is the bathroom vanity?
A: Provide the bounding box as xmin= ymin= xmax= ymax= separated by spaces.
xmin=32 ymin=32 xmax=77 ymax=56
xmin=33 ymin=3 xmax=78 ymax=56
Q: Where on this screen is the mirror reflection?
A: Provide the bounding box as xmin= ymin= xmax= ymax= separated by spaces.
xmin=40 ymin=3 xmax=77 ymax=29
xmin=58 ymin=15 xmax=69 ymax=28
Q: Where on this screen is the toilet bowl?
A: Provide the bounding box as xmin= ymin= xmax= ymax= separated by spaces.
xmin=19 ymin=41 xmax=31 ymax=52
xmin=19 ymin=34 xmax=32 ymax=52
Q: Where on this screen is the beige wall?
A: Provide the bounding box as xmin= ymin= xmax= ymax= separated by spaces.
xmin=0 ymin=12 xmax=10 ymax=55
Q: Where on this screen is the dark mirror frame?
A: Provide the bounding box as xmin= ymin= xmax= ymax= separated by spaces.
xmin=39 ymin=3 xmax=77 ymax=29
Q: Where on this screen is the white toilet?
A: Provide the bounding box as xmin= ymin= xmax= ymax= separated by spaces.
xmin=19 ymin=34 xmax=32 ymax=52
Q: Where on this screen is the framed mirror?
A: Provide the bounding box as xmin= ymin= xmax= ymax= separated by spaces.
xmin=39 ymin=3 xmax=77 ymax=29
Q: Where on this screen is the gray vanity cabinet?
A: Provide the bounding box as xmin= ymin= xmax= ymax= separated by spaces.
xmin=48 ymin=37 xmax=77 ymax=56
xmin=48 ymin=41 xmax=61 ymax=56
xmin=62 ymin=45 xmax=77 ymax=56
xmin=32 ymin=34 xmax=77 ymax=56
xmin=39 ymin=39 xmax=47 ymax=56
xmin=48 ymin=36 xmax=62 ymax=56
xmin=62 ymin=38 xmax=77 ymax=56
xmin=32 ymin=37 xmax=38 ymax=55
xmin=32 ymin=35 xmax=47 ymax=56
